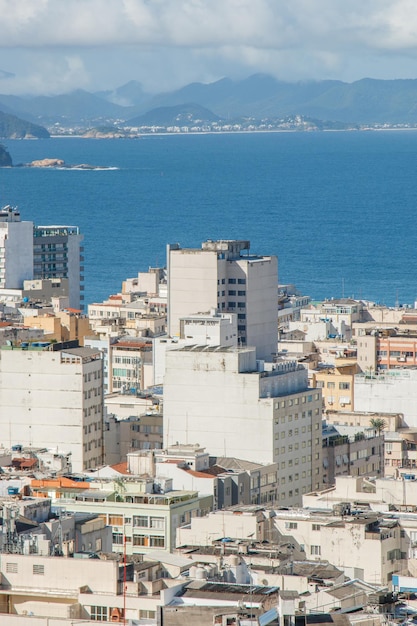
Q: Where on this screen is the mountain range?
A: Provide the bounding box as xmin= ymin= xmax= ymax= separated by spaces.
xmin=3 ymin=74 xmax=417 ymax=133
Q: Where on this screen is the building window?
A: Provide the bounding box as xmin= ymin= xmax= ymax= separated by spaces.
xmin=133 ymin=535 xmax=149 ymax=546
xmin=311 ymin=545 xmax=321 ymax=556
xmin=228 ymin=290 xmax=236 ymax=296
xmin=150 ymin=536 xmax=165 ymax=548
xmin=339 ymin=382 xmax=350 ymax=390
xmin=91 ymin=606 xmax=108 ymax=621
xmin=327 ymin=382 xmax=335 ymax=389
xmin=112 ymin=533 xmax=124 ymax=545
xmin=285 ymin=522 xmax=298 ymax=530
xmin=150 ymin=517 xmax=165 ymax=530
xmin=133 ymin=515 xmax=149 ymax=527
xmin=33 ymin=564 xmax=45 ymax=575
xmin=228 ymin=278 xmax=236 ymax=284
xmin=238 ymin=278 xmax=246 ymax=284
xmin=6 ymin=562 xmax=17 ymax=573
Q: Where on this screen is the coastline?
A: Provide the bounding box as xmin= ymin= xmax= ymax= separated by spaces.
xmin=46 ymin=126 xmax=417 ymax=139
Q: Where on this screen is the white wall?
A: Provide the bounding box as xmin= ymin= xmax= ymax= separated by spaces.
xmin=355 ymin=370 xmax=417 ymax=427
xmin=0 ymin=348 xmax=103 ymax=471
xmin=0 ymin=221 xmax=33 ymax=289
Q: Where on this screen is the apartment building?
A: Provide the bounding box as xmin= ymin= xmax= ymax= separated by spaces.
xmin=0 ymin=205 xmax=84 ymax=309
xmin=164 ymin=345 xmax=322 ymax=506
xmin=297 ymin=299 xmax=364 ymax=342
xmin=0 ymin=342 xmax=104 ymax=472
xmin=49 ymin=478 xmax=212 ymax=554
xmin=109 ymin=338 xmax=153 ymax=393
xmin=33 ymin=224 xmax=84 ymax=310
xmin=129 ymin=446 xmax=280 ymax=509
xmin=0 ymin=553 xmax=160 ymax=622
xmin=0 ymin=205 xmax=33 ymax=289
xmin=167 ymin=239 xmax=278 ymax=360
xmin=272 ymin=509 xmax=403 ymax=586
xmin=322 ymin=423 xmax=383 ymax=485
xmin=356 ymin=327 xmax=417 ymax=372
xmin=311 ymin=360 xmax=358 ymax=411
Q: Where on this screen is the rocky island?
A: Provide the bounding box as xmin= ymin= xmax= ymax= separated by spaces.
xmin=0 ymin=153 xmax=115 ymax=170
xmin=23 ymin=158 xmax=109 ymax=169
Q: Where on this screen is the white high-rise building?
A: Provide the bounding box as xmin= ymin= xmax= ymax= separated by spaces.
xmin=0 ymin=343 xmax=104 ymax=472
xmin=167 ymin=240 xmax=278 ymax=360
xmin=0 ymin=206 xmax=84 ymax=309
xmin=163 ymin=345 xmax=322 ymax=506
xmin=33 ymin=224 xmax=84 ymax=310
xmin=0 ymin=205 xmax=33 ymax=289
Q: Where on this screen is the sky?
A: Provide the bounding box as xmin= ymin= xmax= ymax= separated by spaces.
xmin=1 ymin=0 xmax=417 ymax=96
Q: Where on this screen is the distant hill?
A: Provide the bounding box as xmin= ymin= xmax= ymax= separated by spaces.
xmin=127 ymin=103 xmax=220 ymax=126
xmin=5 ymin=75 xmax=417 ymax=127
xmin=0 ymin=110 xmax=49 ymax=139
xmin=0 ymin=90 xmax=131 ymax=127
xmin=143 ymin=75 xmax=417 ymax=124
xmin=95 ymin=80 xmax=151 ymax=108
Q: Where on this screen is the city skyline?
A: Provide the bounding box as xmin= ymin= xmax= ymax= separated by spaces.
xmin=1 ymin=1 xmax=417 ymax=95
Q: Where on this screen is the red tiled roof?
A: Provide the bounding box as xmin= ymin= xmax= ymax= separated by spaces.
xmin=182 ymin=467 xmax=215 ymax=479
xmin=110 ymin=462 xmax=129 ymax=474
xmin=12 ymin=458 xmax=37 ymax=469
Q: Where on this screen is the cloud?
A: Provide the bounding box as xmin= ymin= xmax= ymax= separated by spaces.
xmin=0 ymin=0 xmax=415 ymax=51
xmin=0 ymin=69 xmax=14 ymax=79
xmin=1 ymin=0 xmax=417 ymax=93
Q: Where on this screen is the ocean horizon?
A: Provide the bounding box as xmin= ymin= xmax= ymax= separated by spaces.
xmin=1 ymin=130 xmax=417 ymax=308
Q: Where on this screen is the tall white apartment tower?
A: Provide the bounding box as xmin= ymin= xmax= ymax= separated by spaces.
xmin=167 ymin=240 xmax=278 ymax=360
xmin=33 ymin=225 xmax=84 ymax=310
xmin=0 ymin=205 xmax=33 ymax=289
xmin=0 ymin=343 xmax=104 ymax=472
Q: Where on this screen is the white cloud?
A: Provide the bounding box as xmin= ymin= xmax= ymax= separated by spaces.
xmin=1 ymin=0 xmax=417 ymax=93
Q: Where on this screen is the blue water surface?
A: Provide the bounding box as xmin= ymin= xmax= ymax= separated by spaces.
xmin=0 ymin=131 xmax=416 ymax=307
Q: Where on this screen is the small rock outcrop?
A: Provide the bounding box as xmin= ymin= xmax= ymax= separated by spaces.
xmin=29 ymin=158 xmax=65 ymax=167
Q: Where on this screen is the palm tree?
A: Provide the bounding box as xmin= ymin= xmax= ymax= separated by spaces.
xmin=369 ymin=418 xmax=387 ymax=477
xmin=370 ymin=417 xmax=387 ymax=434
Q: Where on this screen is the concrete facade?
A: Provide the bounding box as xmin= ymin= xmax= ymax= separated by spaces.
xmin=355 ymin=369 xmax=417 ymax=428
xmin=312 ymin=360 xmax=358 ymax=412
xmin=322 ymin=425 xmax=383 ymax=485
xmin=167 ymin=240 xmax=278 ymax=360
xmin=272 ymin=509 xmax=403 ymax=586
xmin=0 ymin=206 xmax=33 ymax=290
xmin=0 ymin=344 xmax=104 ymax=472
xmin=164 ymin=346 xmax=322 ymax=506
xmin=33 ymin=225 xmax=84 ymax=310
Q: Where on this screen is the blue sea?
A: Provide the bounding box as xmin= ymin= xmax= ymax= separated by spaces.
xmin=1 ymin=131 xmax=417 ymax=308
